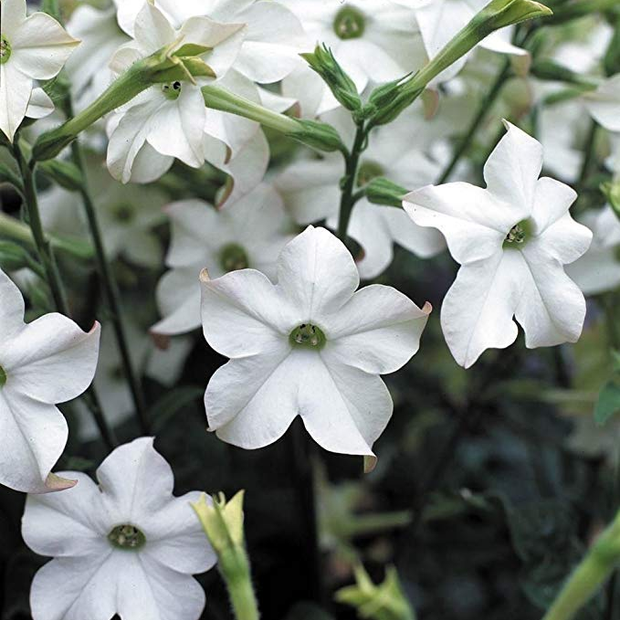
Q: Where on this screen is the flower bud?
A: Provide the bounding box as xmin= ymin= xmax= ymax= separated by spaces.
xmin=290 ymin=119 xmax=347 ymax=154
xmin=302 ymin=45 xmax=362 ymax=113
xmin=39 ymin=160 xmax=84 ymax=192
xmin=0 ymin=241 xmax=36 ymax=272
xmin=336 ymin=564 xmax=416 ymax=620
xmin=601 ymin=182 xmax=620 ymax=220
xmin=192 ymin=491 xmax=245 ymax=553
xmin=365 ymin=178 xmax=409 ymax=208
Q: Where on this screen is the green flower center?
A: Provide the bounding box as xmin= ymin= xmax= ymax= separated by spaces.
xmin=219 ymin=243 xmax=249 ymax=272
xmin=357 ymin=160 xmax=384 ymax=187
xmin=0 ymin=37 xmax=11 ymax=65
xmin=108 ymin=524 xmax=146 ymax=550
xmin=0 ymin=365 xmax=6 ymax=388
xmin=162 ymin=81 xmax=182 ymax=100
xmin=333 ymin=6 xmax=366 ymax=40
xmin=289 ymin=324 xmax=326 ymax=349
xmin=504 ymin=219 xmax=534 ymax=248
xmin=111 ymin=202 xmax=135 ymax=223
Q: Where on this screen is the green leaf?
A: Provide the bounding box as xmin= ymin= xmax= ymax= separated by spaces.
xmin=594 ymin=380 xmax=620 ymax=426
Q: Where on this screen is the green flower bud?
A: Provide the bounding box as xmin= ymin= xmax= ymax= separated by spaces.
xmin=336 ymin=564 xmax=416 ymax=620
xmin=601 ymin=182 xmax=620 ymax=220
xmin=302 ymin=45 xmax=362 ymax=113
xmin=39 ymin=159 xmax=84 ymax=192
xmin=0 ymin=241 xmax=36 ymax=272
xmin=364 ymin=177 xmax=408 ymax=207
xmin=531 ymin=59 xmax=599 ymax=88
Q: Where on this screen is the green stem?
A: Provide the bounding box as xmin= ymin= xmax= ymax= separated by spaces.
xmin=13 ymin=143 xmax=117 ymax=450
xmin=578 ymin=122 xmax=599 ymax=189
xmin=67 ymin=106 xmax=150 ymax=435
xmin=337 ymin=124 xmax=366 ymax=242
xmin=437 ymin=60 xmax=511 ymax=184
xmin=219 ymin=548 xmax=260 ymax=620
xmin=0 ymin=212 xmax=93 ymax=261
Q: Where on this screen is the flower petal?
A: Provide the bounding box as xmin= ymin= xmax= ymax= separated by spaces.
xmin=326 ymin=284 xmax=431 ymax=374
xmin=0 ymin=61 xmax=31 ymax=142
xmin=441 ymin=250 xmax=522 ymax=368
xmin=0 ymin=267 xmax=26 ymax=340
xmin=1 ymin=0 xmax=26 ymax=38
xmin=133 ymin=2 xmax=175 ymax=53
xmin=22 ymin=473 xmax=110 ymax=557
xmin=0 ymin=392 xmax=69 ymax=493
xmin=26 ymin=87 xmax=54 ymax=119
xmin=153 ymin=268 xmax=203 ymax=336
xmin=383 ymin=206 xmax=446 ymax=258
xmin=12 ymin=12 xmax=79 ymax=80
xmin=483 ymin=121 xmax=542 ymax=215
xmin=276 ymin=226 xmax=360 ymax=322
xmin=583 ymin=75 xmax=620 ymax=132
xmin=404 ymin=182 xmax=506 ymax=264
xmin=3 ymin=317 xmax=100 ymax=404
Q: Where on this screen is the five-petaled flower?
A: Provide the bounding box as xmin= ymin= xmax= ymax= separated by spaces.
xmin=0 ymin=268 xmax=100 ymax=493
xmin=22 ymin=437 xmax=217 ymax=620
xmin=404 ymin=122 xmax=593 ymax=368
xmin=0 ymin=0 xmax=79 ymax=141
xmin=200 ymin=226 xmax=431 ymax=466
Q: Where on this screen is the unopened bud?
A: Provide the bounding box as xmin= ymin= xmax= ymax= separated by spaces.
xmin=365 ymin=177 xmax=409 ymax=208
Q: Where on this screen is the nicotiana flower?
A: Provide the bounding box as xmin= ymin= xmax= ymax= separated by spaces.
xmin=276 ymin=105 xmax=447 ymax=279
xmin=39 ymin=160 xmax=167 ymax=268
xmin=0 ymin=268 xmax=100 ymax=493
xmin=566 ymin=206 xmax=620 ymax=296
xmin=113 ymin=0 xmax=308 ymax=85
xmin=200 ymin=226 xmax=431 ymax=464
xmin=152 ymin=183 xmax=294 ymax=336
xmin=22 ymin=437 xmax=216 ymax=620
xmin=284 ymin=0 xmax=423 ymax=97
xmin=404 ymin=122 xmax=593 ymax=368
xmin=0 ymin=0 xmax=79 ymax=141
xmin=106 ymin=2 xmax=245 ymax=183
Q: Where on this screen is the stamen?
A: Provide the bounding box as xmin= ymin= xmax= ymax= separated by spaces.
xmin=108 ymin=524 xmax=146 ymax=550
xmin=333 ymin=7 xmax=366 ymax=40
xmin=0 ymin=37 xmax=11 ymax=65
xmin=162 ymin=81 xmax=183 ymax=101
xmin=219 ymin=243 xmax=250 ymax=272
xmin=504 ymin=219 xmax=533 ymax=248
xmin=290 ymin=324 xmax=327 ymax=349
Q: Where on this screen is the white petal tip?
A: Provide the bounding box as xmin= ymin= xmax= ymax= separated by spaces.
xmin=43 ymin=473 xmax=78 ymax=493
xmin=363 ymin=455 xmax=377 ymax=474
xmin=199 ymin=268 xmax=211 ymax=284
xmin=149 ymin=330 xmax=171 ymax=351
xmin=421 ymin=301 xmax=433 ymax=315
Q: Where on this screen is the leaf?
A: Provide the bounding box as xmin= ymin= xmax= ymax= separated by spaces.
xmin=594 ymin=380 xmax=620 ymax=427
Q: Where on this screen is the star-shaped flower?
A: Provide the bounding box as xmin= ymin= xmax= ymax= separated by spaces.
xmin=404 ymin=122 xmax=592 ymax=368
xmin=22 ymin=437 xmax=217 ymax=620
xmin=0 ymin=0 xmax=79 ymax=141
xmin=200 ymin=226 xmax=431 ymax=464
xmin=0 ymin=268 xmax=100 ymax=493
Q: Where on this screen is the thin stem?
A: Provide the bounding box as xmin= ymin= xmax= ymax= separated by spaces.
xmin=437 ymin=60 xmax=511 ymax=184
xmin=578 ymin=122 xmax=598 ymax=189
xmin=67 ymin=115 xmax=150 ymax=435
xmin=14 ymin=142 xmax=116 ymax=450
xmin=337 ymin=124 xmax=366 ymax=242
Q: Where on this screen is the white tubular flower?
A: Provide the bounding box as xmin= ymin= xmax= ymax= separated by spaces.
xmin=106 ymin=2 xmax=245 ymax=183
xmin=22 ymin=437 xmax=216 ymax=620
xmin=404 ymin=122 xmax=592 ymax=368
xmin=113 ymin=0 xmax=308 ymax=84
xmin=567 ymin=206 xmax=620 ymax=296
xmin=0 ymin=268 xmax=100 ymax=494
xmin=0 ymin=0 xmax=79 ymax=142
xmin=276 ymin=106 xmax=447 ymax=279
xmin=583 ymin=74 xmax=620 ymax=132
xmin=152 ymin=183 xmax=294 ymax=336
xmin=200 ymin=226 xmax=431 ymax=464
xmin=408 ymin=0 xmax=528 ymax=82
xmin=284 ymin=0 xmax=423 ymax=96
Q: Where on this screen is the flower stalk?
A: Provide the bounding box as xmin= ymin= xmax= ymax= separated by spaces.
xmin=542 ymin=509 xmax=620 ymax=620
xmin=192 ymin=492 xmax=260 ymax=620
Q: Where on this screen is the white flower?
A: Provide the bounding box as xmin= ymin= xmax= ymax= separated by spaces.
xmin=404 ymin=122 xmax=593 ymax=368
xmin=113 ymin=0 xmax=308 ymax=85
xmin=409 ymin=0 xmax=528 ymax=82
xmin=583 ymin=74 xmax=620 ymax=132
xmin=0 ymin=268 xmax=100 ymax=493
xmin=39 ymin=160 xmax=167 ymax=268
xmin=22 ymin=437 xmax=216 ymax=620
xmin=276 ymin=106 xmax=447 ymax=279
xmin=200 ymin=226 xmax=431 ymax=463
xmin=566 ymin=206 xmax=620 ymax=296
xmin=284 ymin=0 xmax=423 ymax=96
xmin=0 ymin=0 xmax=79 ymax=141
xmin=106 ymin=2 xmax=245 ymax=183
xmin=152 ymin=183 xmax=294 ymax=336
